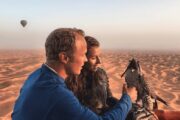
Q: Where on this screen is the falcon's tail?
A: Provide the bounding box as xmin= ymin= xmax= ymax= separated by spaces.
xmin=156 ymin=95 xmax=168 ymax=106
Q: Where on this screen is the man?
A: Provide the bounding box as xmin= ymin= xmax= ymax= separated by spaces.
xmin=12 ymin=28 xmax=137 ymax=120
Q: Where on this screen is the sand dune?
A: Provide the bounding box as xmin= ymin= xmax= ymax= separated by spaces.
xmin=0 ymin=49 xmax=180 ymax=119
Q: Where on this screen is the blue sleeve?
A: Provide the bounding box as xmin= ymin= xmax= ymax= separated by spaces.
xmin=102 ymin=94 xmax=132 ymax=120
xmin=50 ymin=88 xmax=132 ymax=120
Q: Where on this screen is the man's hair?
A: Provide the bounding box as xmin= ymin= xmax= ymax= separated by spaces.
xmin=45 ymin=28 xmax=84 ymax=63
xmin=85 ymin=36 xmax=100 ymax=55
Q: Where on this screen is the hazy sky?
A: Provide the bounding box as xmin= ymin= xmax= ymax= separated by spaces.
xmin=1 ymin=0 xmax=180 ymax=50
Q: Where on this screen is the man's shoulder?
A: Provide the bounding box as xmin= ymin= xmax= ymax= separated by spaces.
xmin=52 ymin=85 xmax=81 ymax=109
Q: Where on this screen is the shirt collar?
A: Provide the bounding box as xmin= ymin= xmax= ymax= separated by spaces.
xmin=44 ymin=63 xmax=59 ymax=75
xmin=42 ymin=63 xmax=65 ymax=85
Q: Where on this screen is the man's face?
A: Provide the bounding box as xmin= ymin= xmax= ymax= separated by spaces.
xmin=86 ymin=47 xmax=101 ymax=72
xmin=66 ymin=34 xmax=87 ymax=75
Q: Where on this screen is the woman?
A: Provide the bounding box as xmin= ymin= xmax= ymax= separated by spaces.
xmin=66 ymin=36 xmax=118 ymax=114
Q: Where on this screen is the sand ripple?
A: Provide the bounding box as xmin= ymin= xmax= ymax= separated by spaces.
xmin=0 ymin=50 xmax=180 ymax=119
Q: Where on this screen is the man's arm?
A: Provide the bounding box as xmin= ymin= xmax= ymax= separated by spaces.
xmin=50 ymin=87 xmax=132 ymax=120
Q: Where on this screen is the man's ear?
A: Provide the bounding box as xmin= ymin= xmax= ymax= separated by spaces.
xmin=58 ymin=52 xmax=69 ymax=64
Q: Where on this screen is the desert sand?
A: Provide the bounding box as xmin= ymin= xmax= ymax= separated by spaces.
xmin=0 ymin=49 xmax=180 ymax=120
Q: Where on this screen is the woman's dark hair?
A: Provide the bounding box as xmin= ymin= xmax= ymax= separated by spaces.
xmin=85 ymin=36 xmax=100 ymax=56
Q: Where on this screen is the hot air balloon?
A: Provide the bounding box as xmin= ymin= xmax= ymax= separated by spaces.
xmin=20 ymin=20 xmax=27 ymax=27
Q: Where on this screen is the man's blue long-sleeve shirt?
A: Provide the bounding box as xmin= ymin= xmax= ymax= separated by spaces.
xmin=12 ymin=64 xmax=132 ymax=120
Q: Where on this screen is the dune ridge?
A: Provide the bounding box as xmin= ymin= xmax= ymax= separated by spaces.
xmin=0 ymin=50 xmax=179 ymax=119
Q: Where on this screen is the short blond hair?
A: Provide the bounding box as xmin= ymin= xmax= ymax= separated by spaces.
xmin=45 ymin=28 xmax=84 ymax=63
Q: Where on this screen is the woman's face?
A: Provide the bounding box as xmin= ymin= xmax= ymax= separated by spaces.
xmin=86 ymin=46 xmax=101 ymax=72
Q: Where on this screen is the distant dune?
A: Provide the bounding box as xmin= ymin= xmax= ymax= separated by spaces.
xmin=0 ymin=49 xmax=180 ymax=120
